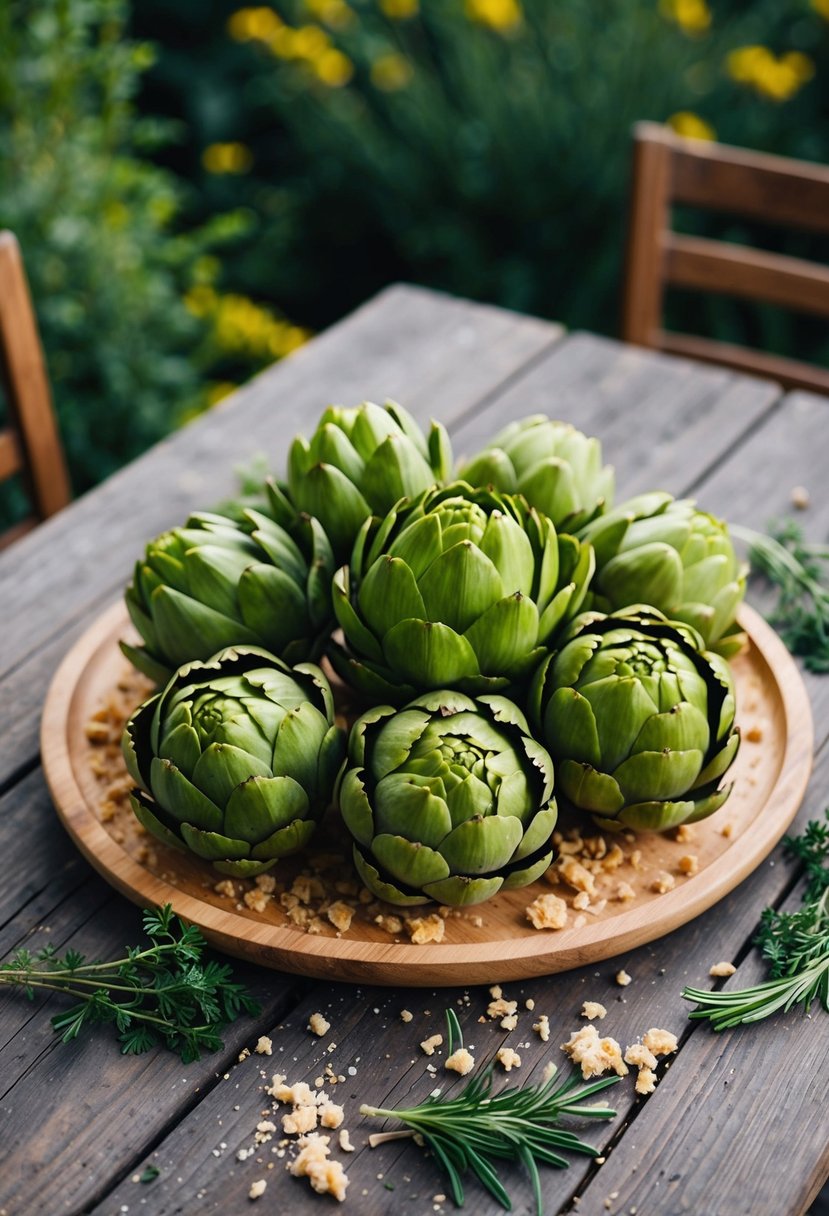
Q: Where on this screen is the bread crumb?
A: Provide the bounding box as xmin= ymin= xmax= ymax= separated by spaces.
xmin=672 ymin=824 xmax=696 ymax=843
xmin=255 ymin=873 xmax=277 ymax=894
xmin=614 ymin=881 xmax=636 ymax=902
xmin=624 ymin=1042 xmax=657 ymax=1070
xmin=406 ymin=914 xmax=445 ymax=945
xmin=532 ymin=1014 xmax=550 ymax=1043
xmin=487 ymin=997 xmax=518 ymax=1020
xmin=615 ymin=970 xmax=632 ymax=987
xmin=526 ymin=892 xmax=568 ymax=930
xmin=400 ymin=1009 xmax=413 ymax=1023
xmin=720 ymin=822 xmax=733 ymax=839
xmin=746 ymin=725 xmax=763 ymax=743
xmin=500 ymin=1014 xmax=518 ymax=1031
xmin=238 ymin=1047 xmax=251 ymax=1062
xmin=525 ymin=998 xmax=535 ymax=1011
xmin=255 ymin=1036 xmax=273 ymax=1056
xmin=642 ymin=1028 xmax=678 ymax=1056
xmin=445 ymin=1048 xmax=475 ymax=1076
xmin=709 ymin=961 xmax=736 ymax=978
xmin=650 ymin=871 xmax=675 ymax=894
xmin=573 ymin=891 xmax=591 ymax=911
xmin=496 ymin=1046 xmax=522 ymax=1072
xmin=289 ymin=1134 xmax=348 ymax=1201
xmin=581 ymin=1001 xmax=607 ymax=1020
xmin=308 ymin=1012 xmax=331 ymax=1038
xmin=327 ymin=901 xmax=354 ymax=933
xmin=489 ymin=984 xmax=502 ymax=999
xmin=283 ymin=1105 xmax=318 ymax=1135
xmin=677 ymin=855 xmax=698 ymax=876
xmin=558 ymin=856 xmax=597 ymax=896
xmin=420 ymin=1034 xmax=443 ymax=1056
xmin=635 ymin=1067 xmax=657 ymax=1095
xmin=791 ymin=485 xmax=810 ymax=510
xmin=214 ymin=879 xmax=236 ymax=898
xmin=319 ymin=1102 xmax=344 ymax=1130
xmin=561 ymin=1025 xmax=628 ymax=1080
xmin=249 ymin=1178 xmax=267 ymax=1199
xmin=339 ymin=1129 xmax=355 ymax=1153
xmin=243 ymin=887 xmax=271 ymax=913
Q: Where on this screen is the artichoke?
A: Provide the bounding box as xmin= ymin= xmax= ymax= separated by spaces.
xmin=288 ymin=399 xmax=452 ymax=561
xmin=123 ymin=645 xmax=344 ymax=877
xmin=123 ymin=485 xmax=334 ymax=684
xmin=458 ymin=415 xmax=614 ymax=532
xmin=332 ymin=482 xmax=595 ymax=701
xmin=529 ymin=607 xmax=740 ymax=832
xmin=338 ymin=689 xmax=558 ymax=906
xmin=578 ymin=492 xmax=747 ymax=657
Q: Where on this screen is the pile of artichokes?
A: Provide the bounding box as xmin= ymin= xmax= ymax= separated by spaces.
xmin=121 ymin=403 xmax=744 ymax=907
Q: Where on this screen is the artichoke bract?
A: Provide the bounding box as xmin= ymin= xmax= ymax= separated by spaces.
xmin=578 ymin=492 xmax=747 ymax=657
xmin=123 ymin=646 xmax=344 ymax=877
xmin=458 ymin=415 xmax=614 ymax=532
xmin=529 ymin=607 xmax=740 ymax=832
xmin=332 ymin=482 xmax=595 ymax=701
xmin=338 ymin=689 xmax=557 ymax=906
xmin=122 ymin=484 xmax=334 ymax=685
xmin=288 ymin=399 xmax=452 ymax=561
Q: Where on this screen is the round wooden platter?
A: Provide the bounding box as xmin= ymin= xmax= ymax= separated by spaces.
xmin=42 ymin=601 xmax=813 ymax=987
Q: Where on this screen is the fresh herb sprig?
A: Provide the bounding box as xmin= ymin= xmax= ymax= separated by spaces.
xmin=683 ymin=813 xmax=829 ymax=1029
xmin=732 ymin=520 xmax=829 ymax=672
xmin=361 ymin=1009 xmax=618 ymax=1214
xmin=0 ymin=904 xmax=261 ymax=1062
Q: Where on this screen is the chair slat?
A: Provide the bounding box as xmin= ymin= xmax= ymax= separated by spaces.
xmin=664 ymin=234 xmax=829 ymax=319
xmin=0 ymin=428 xmax=23 ymax=480
xmin=659 ymin=330 xmax=829 ymax=396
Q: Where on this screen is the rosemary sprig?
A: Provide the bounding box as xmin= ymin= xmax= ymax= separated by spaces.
xmin=362 ymin=1011 xmax=618 ymax=1214
xmin=731 ymin=520 xmax=829 ymax=672
xmin=0 ymin=904 xmax=261 ymax=1062
xmin=683 ymin=813 xmax=829 ymax=1030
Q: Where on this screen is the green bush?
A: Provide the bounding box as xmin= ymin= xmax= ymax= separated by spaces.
xmin=0 ymin=0 xmax=254 ymax=526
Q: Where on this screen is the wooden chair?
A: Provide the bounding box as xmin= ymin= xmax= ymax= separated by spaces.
xmin=622 ymin=121 xmax=829 ymax=395
xmin=0 ymin=231 xmax=70 ymax=549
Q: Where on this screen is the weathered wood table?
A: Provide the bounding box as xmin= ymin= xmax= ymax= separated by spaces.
xmin=2 ymin=285 xmax=828 ymax=1216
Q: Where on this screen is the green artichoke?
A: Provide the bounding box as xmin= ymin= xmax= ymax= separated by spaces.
xmin=288 ymin=399 xmax=452 ymax=561
xmin=458 ymin=415 xmax=614 ymax=532
xmin=123 ymin=485 xmax=334 ymax=684
xmin=332 ymin=482 xmax=595 ymax=701
xmin=338 ymin=689 xmax=557 ymax=906
xmin=123 ymin=646 xmax=344 ymax=877
xmin=529 ymin=607 xmax=740 ymax=832
xmin=578 ymin=492 xmax=747 ymax=657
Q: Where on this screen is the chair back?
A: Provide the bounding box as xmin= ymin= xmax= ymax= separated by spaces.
xmin=0 ymin=231 xmax=70 ymax=548
xmin=622 ymin=122 xmax=829 ymax=394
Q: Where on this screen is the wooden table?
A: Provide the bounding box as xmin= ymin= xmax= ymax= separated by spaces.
xmin=2 ymin=285 xmax=828 ymax=1216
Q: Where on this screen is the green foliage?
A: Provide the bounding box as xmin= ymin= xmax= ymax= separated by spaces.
xmin=0 ymin=0 xmax=248 ymax=525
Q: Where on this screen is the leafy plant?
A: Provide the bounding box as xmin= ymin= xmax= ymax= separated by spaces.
xmin=683 ymin=812 xmax=829 ymax=1028
xmin=0 ymin=903 xmax=261 ymax=1062
xmin=361 ymin=1008 xmax=619 ymax=1213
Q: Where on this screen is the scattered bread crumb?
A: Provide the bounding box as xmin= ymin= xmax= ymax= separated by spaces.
xmin=496 ymin=1046 xmax=522 ymax=1072
xmin=615 ymin=970 xmax=632 ymax=987
xmin=249 ymin=1178 xmax=267 ymax=1199
xmin=487 ymin=997 xmax=518 ymax=1020
xmin=561 ymin=1025 xmax=628 ymax=1080
xmin=489 ymin=985 xmax=502 ymax=999
xmin=214 ymin=879 xmax=236 ymax=898
xmin=400 ymin=1009 xmax=413 ymax=1023
xmin=244 ymin=887 xmax=271 ymax=913
xmin=319 ymin=1102 xmax=344 ymax=1130
xmin=624 ymin=1043 xmax=657 ymax=1071
xmin=421 ymin=1034 xmax=443 ymax=1056
xmin=573 ymin=891 xmax=591 ymax=911
xmin=709 ymin=961 xmax=737 ymax=978
xmin=635 ymin=1067 xmax=657 ymax=1095
xmin=308 ymin=1013 xmax=331 ymax=1038
xmin=720 ymin=822 xmax=733 ymax=839
xmin=642 ymin=1028 xmax=678 ymax=1057
xmin=532 ymin=1015 xmax=550 ymax=1043
xmin=677 ymin=855 xmax=698 ymax=876
xmin=650 ymin=871 xmax=675 ymax=894
xmin=746 ymin=725 xmax=763 ymax=743
xmin=445 ymin=1048 xmax=475 ymax=1076
xmin=289 ymin=1134 xmax=348 ymax=1202
xmin=283 ymin=1105 xmax=318 ymax=1136
xmin=255 ymin=1036 xmax=273 ymax=1056
xmin=525 ymin=998 xmax=535 ymax=1011
xmin=526 ymin=893 xmax=568 ymax=930
xmin=327 ymin=901 xmax=355 ymax=933
xmin=581 ymin=1001 xmax=607 ymax=1021
xmin=672 ymin=824 xmax=696 ymax=844
xmin=557 ymin=856 xmax=597 ymax=896
xmin=500 ymin=1014 xmax=518 ymax=1031
xmin=406 ymin=915 xmax=445 ymax=945
xmin=339 ymin=1129 xmax=355 ymax=1153
xmin=614 ymin=881 xmax=636 ymax=902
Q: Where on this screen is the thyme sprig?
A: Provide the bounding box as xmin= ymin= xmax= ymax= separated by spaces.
xmin=732 ymin=520 xmax=829 ymax=672
xmin=0 ymin=904 xmax=261 ymax=1062
xmin=361 ymin=1010 xmax=619 ymax=1213
xmin=683 ymin=814 xmax=829 ymax=1029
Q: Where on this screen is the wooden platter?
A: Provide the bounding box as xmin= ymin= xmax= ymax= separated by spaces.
xmin=41 ymin=600 xmax=813 ymax=986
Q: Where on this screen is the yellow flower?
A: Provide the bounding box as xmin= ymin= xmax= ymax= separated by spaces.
xmin=726 ymin=45 xmax=814 ymax=101
xmin=201 ymin=143 xmax=254 ymax=174
xmin=103 ymin=200 xmax=129 ymax=230
xmin=811 ymin=0 xmax=829 ymax=19
xmin=667 ymin=111 xmax=716 ymax=141
xmin=379 ymin=0 xmax=419 ymax=17
xmin=313 ymin=47 xmax=354 ymax=86
xmin=304 ymin=0 xmax=356 ymax=29
xmin=370 ymin=52 xmax=414 ymax=91
xmin=291 ymin=24 xmax=331 ymax=58
xmin=184 ymin=285 xmax=218 ymax=318
xmin=227 ymin=6 xmax=283 ymax=42
xmin=465 ymin=0 xmax=523 ymax=33
xmin=660 ymin=0 xmax=711 ymax=35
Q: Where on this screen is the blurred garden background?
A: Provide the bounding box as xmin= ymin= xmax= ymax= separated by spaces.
xmin=1 ymin=0 xmax=828 ymax=528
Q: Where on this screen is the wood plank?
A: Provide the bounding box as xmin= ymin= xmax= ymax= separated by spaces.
xmin=664 ymin=233 xmax=829 ymax=318
xmin=0 ymin=284 xmax=560 ymax=682
xmin=660 ymin=331 xmax=829 ymax=396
